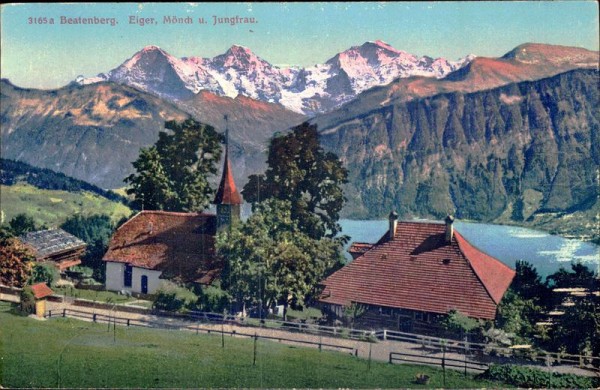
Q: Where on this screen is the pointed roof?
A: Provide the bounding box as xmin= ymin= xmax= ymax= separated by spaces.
xmin=31 ymin=283 xmax=54 ymax=300
xmin=214 ymin=151 xmax=242 ymax=205
xmin=320 ymin=220 xmax=515 ymax=320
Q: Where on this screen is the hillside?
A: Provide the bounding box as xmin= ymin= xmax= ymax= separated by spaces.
xmin=1 ymin=183 xmax=131 ymax=228
xmin=317 ymin=69 xmax=599 ymax=239
xmin=1 ymin=158 xmax=127 ymax=203
xmin=0 ymin=79 xmax=304 ymax=189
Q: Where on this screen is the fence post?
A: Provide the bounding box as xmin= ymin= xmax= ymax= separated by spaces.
xmin=62 ymin=308 xmax=66 ymax=318
xmin=93 ymin=313 xmax=96 ymax=322
xmin=389 ymin=352 xmax=392 ymax=364
xmin=253 ymin=333 xmax=258 ymax=366
xmin=442 ymin=340 xmax=447 ymax=388
xmin=319 ymin=334 xmax=322 ymax=352
xmin=383 ymin=329 xmax=387 ymax=341
xmin=221 ymin=321 xmax=225 ymax=349
xmin=127 ymin=319 xmax=130 ymax=327
xmin=367 ymin=343 xmax=372 ymax=372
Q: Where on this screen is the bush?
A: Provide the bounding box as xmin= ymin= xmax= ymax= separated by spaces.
xmin=478 ymin=364 xmax=598 ymax=389
xmin=196 ymin=284 xmax=230 ymax=312
xmin=153 ymin=282 xmax=197 ymax=312
xmin=30 ymin=263 xmax=59 ymax=287
xmin=19 ymin=286 xmax=35 ymax=314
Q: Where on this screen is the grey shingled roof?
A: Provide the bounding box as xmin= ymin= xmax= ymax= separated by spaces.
xmin=19 ymin=229 xmax=86 ymax=258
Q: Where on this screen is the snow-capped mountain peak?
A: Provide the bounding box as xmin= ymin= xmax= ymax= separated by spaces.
xmin=77 ymin=41 xmax=475 ymax=115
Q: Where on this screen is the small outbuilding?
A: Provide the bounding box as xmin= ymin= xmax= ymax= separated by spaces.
xmin=18 ymin=229 xmax=86 ymax=272
xmin=30 ymin=282 xmax=54 ymax=318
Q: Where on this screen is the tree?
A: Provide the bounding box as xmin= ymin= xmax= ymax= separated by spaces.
xmin=218 ymin=199 xmax=344 ymax=320
xmin=125 ymin=118 xmax=223 ymax=212
xmin=0 ymin=235 xmax=35 ymax=287
xmin=512 ymin=260 xmax=553 ymax=308
xmin=548 ymin=293 xmax=600 ymax=359
xmin=20 ymin=286 xmax=35 ymax=314
xmin=61 ymin=214 xmax=116 ymax=281
xmin=242 ymin=122 xmax=348 ymax=239
xmin=124 ymin=147 xmax=174 ymax=211
xmin=495 ymin=289 xmax=542 ymax=342
xmin=30 ymin=263 xmax=59 ymax=287
xmin=547 ymin=262 xmax=597 ymax=290
xmin=8 ymin=213 xmax=37 ymax=236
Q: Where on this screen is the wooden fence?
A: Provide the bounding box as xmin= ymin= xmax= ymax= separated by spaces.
xmin=44 ymin=308 xmax=357 ymax=356
xmin=389 ymin=351 xmax=489 ymax=373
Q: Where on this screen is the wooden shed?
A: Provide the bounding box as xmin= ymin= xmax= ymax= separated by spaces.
xmin=30 ymin=282 xmax=54 ymax=318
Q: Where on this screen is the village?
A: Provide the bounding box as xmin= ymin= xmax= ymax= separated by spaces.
xmin=1 ymin=119 xmax=599 ymax=389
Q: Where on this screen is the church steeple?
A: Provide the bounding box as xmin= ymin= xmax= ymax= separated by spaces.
xmin=214 ymin=115 xmax=242 ymax=232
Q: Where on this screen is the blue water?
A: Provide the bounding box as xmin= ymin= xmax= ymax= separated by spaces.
xmin=339 ymin=219 xmax=599 ymax=278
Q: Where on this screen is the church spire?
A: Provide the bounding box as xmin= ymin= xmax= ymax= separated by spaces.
xmin=214 ymin=115 xmax=242 ymax=232
xmin=214 ymin=115 xmax=242 ymax=206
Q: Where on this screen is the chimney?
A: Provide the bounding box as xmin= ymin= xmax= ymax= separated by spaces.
xmin=389 ymin=211 xmax=398 ymax=240
xmin=445 ymin=215 xmax=455 ymax=243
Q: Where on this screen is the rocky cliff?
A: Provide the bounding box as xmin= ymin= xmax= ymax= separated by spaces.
xmin=317 ymin=69 xmax=599 ymax=237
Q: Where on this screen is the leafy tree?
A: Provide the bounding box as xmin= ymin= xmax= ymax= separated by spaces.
xmin=29 ymin=263 xmax=59 ymax=287
xmin=512 ymin=260 xmax=553 ymax=308
xmin=61 ymin=214 xmax=116 ymax=282
xmin=125 ymin=119 xmax=223 ymax=212
xmin=8 ymin=213 xmax=37 ymax=236
xmin=547 ymin=262 xmax=597 ymax=289
xmin=548 ymin=292 xmax=600 ymax=360
xmin=0 ymin=235 xmax=35 ymax=287
xmin=20 ymin=286 xmax=35 ymax=314
xmin=124 ymin=147 xmax=174 ymax=211
xmin=442 ymin=309 xmax=481 ymax=335
xmin=218 ymin=199 xmax=344 ymax=320
xmin=495 ymin=290 xmax=542 ymax=342
xmin=242 ymin=122 xmax=348 ymax=239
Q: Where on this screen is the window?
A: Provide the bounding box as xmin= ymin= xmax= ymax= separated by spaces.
xmin=379 ymin=306 xmax=393 ymax=316
xmin=124 ymin=264 xmax=132 ymax=287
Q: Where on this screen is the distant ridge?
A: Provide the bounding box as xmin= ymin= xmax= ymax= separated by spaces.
xmin=1 ymin=158 xmax=128 ymax=205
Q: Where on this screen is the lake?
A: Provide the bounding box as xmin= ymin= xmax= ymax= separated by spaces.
xmin=339 ymin=219 xmax=599 ymax=278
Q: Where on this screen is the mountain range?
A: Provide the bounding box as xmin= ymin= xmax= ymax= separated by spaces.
xmin=2 ymin=42 xmax=598 ymax=239
xmin=76 ymin=41 xmax=474 ymax=116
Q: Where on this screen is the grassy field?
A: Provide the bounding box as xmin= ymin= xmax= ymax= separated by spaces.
xmin=0 ymin=183 xmax=131 ymax=227
xmin=0 ymin=302 xmax=507 ymax=388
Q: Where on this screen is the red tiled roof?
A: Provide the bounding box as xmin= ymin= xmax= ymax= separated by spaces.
xmin=102 ymin=211 xmax=220 ymax=285
xmin=320 ymin=221 xmax=515 ymax=320
xmin=214 ymin=151 xmax=242 ymax=205
xmin=31 ymin=282 xmax=54 ymax=299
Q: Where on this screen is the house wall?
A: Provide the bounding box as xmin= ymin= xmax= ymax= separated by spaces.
xmin=322 ymin=302 xmax=446 ymax=335
xmin=105 ymin=262 xmax=162 ymax=294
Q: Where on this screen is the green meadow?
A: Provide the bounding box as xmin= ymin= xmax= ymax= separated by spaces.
xmin=0 ymin=302 xmax=507 ymax=388
xmin=0 ymin=183 xmax=131 ymax=228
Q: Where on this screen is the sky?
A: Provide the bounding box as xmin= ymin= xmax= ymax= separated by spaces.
xmin=1 ymin=2 xmax=598 ymax=89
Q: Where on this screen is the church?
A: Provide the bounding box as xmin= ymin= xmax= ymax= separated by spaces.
xmin=102 ymin=144 xmax=241 ymax=295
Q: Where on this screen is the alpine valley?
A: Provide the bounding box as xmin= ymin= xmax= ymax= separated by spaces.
xmin=1 ymin=41 xmax=598 ymax=239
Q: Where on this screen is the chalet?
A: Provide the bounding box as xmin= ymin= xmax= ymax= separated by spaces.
xmin=18 ymin=229 xmax=86 ymax=271
xmin=102 ymin=147 xmax=242 ymax=295
xmin=319 ymin=213 xmax=515 ymax=333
